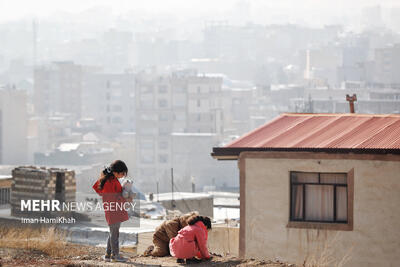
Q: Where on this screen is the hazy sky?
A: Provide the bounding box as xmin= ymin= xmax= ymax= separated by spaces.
xmin=0 ymin=0 xmax=399 ymax=23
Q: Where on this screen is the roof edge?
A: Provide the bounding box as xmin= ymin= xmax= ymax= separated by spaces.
xmin=211 ymin=147 xmax=400 ymax=160
xmin=281 ymin=113 xmax=400 ymax=117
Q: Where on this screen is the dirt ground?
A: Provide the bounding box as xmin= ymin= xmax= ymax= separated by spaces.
xmin=0 ymin=246 xmax=294 ymax=267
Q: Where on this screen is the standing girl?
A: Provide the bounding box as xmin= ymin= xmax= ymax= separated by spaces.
xmin=92 ymin=160 xmax=130 ymax=262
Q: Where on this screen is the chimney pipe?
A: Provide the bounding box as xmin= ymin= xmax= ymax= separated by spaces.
xmin=346 ymin=94 xmax=357 ymax=113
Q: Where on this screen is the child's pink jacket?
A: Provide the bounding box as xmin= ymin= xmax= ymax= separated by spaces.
xmin=169 ymin=221 xmax=210 ymax=259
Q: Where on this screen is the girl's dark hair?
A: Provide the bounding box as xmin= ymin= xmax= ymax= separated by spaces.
xmin=98 ymin=160 xmax=128 ymax=190
xmin=187 ymin=215 xmax=212 ymax=230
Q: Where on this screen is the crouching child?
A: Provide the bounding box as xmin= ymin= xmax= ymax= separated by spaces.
xmin=169 ymin=215 xmax=212 ymax=264
xmin=144 ymin=212 xmax=198 ymax=257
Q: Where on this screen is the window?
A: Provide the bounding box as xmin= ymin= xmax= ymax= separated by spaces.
xmin=112 ymin=105 xmax=122 ymax=112
xmin=158 ymin=141 xmax=168 ymax=150
xmin=159 ymin=113 xmax=169 ymax=121
xmin=140 ymin=152 xmax=154 ymax=163
xmin=158 ymin=99 xmax=168 ymax=108
xmin=111 ymin=89 xmax=122 ymax=97
xmin=290 ymin=172 xmax=348 ymax=224
xmin=159 ymin=154 xmax=168 ymax=163
xmin=174 ymin=112 xmax=186 ymax=121
xmin=140 ymin=114 xmax=157 ymax=121
xmin=112 ymin=81 xmax=121 ymax=86
xmin=112 ymin=117 xmax=122 ymax=124
xmin=158 ymin=85 xmax=167 ymax=93
xmin=159 ymin=127 xmax=169 ymax=135
xmin=173 ymin=86 xmax=185 ymax=93
xmin=173 ymin=94 xmax=186 ymax=107
xmin=140 ymin=86 xmax=153 ymax=93
xmin=139 ymin=140 xmax=154 ymax=149
xmin=0 ymin=188 xmax=10 ymax=205
xmin=233 ymin=98 xmax=241 ymax=105
xmin=140 ymin=95 xmax=154 ymax=108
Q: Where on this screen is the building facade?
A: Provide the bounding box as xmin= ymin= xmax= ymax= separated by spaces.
xmin=135 ymin=70 xmax=223 ymax=192
xmin=374 ymin=44 xmax=400 ymax=85
xmin=213 ymin=113 xmax=400 ymax=267
xmin=0 ymin=86 xmax=27 ymax=164
xmin=34 ymin=61 xmax=83 ymax=118
xmin=82 ymin=72 xmax=135 ymax=135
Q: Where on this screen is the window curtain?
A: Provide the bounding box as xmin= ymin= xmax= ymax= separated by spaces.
xmin=305 ymin=185 xmax=334 ymax=221
xmin=293 ymin=172 xmax=319 ymax=183
xmin=336 ymin=186 xmax=347 ymax=221
xmin=291 ymin=185 xmax=303 ymax=219
xmin=320 ymin=173 xmax=346 ymax=184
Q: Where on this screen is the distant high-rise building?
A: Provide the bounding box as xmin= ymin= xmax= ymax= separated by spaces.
xmin=134 ymin=69 xmax=223 ymax=192
xmin=389 ymin=8 xmax=400 ymax=32
xmin=82 ymin=72 xmax=136 ymax=135
xmin=179 ymin=76 xmax=223 ymax=134
xmin=336 ymin=45 xmax=369 ymax=84
xmin=0 ymin=86 xmax=28 ymax=164
xmin=102 ymin=29 xmax=133 ymax=72
xmin=374 ymin=44 xmax=400 ymax=85
xmin=34 ymin=61 xmax=83 ymax=118
xmin=302 ymin=47 xmax=342 ymax=86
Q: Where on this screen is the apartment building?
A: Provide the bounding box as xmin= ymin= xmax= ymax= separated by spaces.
xmin=134 ymin=70 xmax=223 ymax=192
xmin=34 ymin=61 xmax=83 ymax=118
xmin=0 ymin=86 xmax=27 ymax=164
xmin=82 ymin=72 xmax=135 ymax=135
xmin=374 ymin=44 xmax=400 ymax=85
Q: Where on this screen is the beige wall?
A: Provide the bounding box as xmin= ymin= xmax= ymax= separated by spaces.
xmin=242 ymin=153 xmax=400 ymax=267
xmin=208 ymin=225 xmax=239 ymax=257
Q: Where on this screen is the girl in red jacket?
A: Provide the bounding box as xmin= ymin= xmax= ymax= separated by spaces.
xmin=169 ymin=215 xmax=212 ymax=264
xmin=92 ymin=160 xmax=131 ymax=262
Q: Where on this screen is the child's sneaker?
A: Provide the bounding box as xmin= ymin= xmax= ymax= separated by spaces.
xmin=186 ymin=257 xmax=202 ymax=264
xmin=176 ymin=258 xmax=185 ymax=264
xmin=111 ymin=254 xmax=127 ymax=262
xmin=102 ymin=254 xmax=111 ymax=262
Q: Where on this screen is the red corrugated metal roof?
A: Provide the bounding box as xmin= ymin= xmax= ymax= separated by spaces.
xmin=225 ymin=113 xmax=400 ymax=150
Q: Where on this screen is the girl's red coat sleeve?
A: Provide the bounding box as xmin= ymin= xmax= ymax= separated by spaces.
xmin=92 ymin=180 xmax=103 ymax=195
xmin=194 ymin=222 xmax=210 ymax=259
xmin=92 ymin=177 xmax=129 ymax=225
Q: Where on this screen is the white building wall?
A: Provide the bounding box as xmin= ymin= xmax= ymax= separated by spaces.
xmin=0 ymin=88 xmax=28 ymax=164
